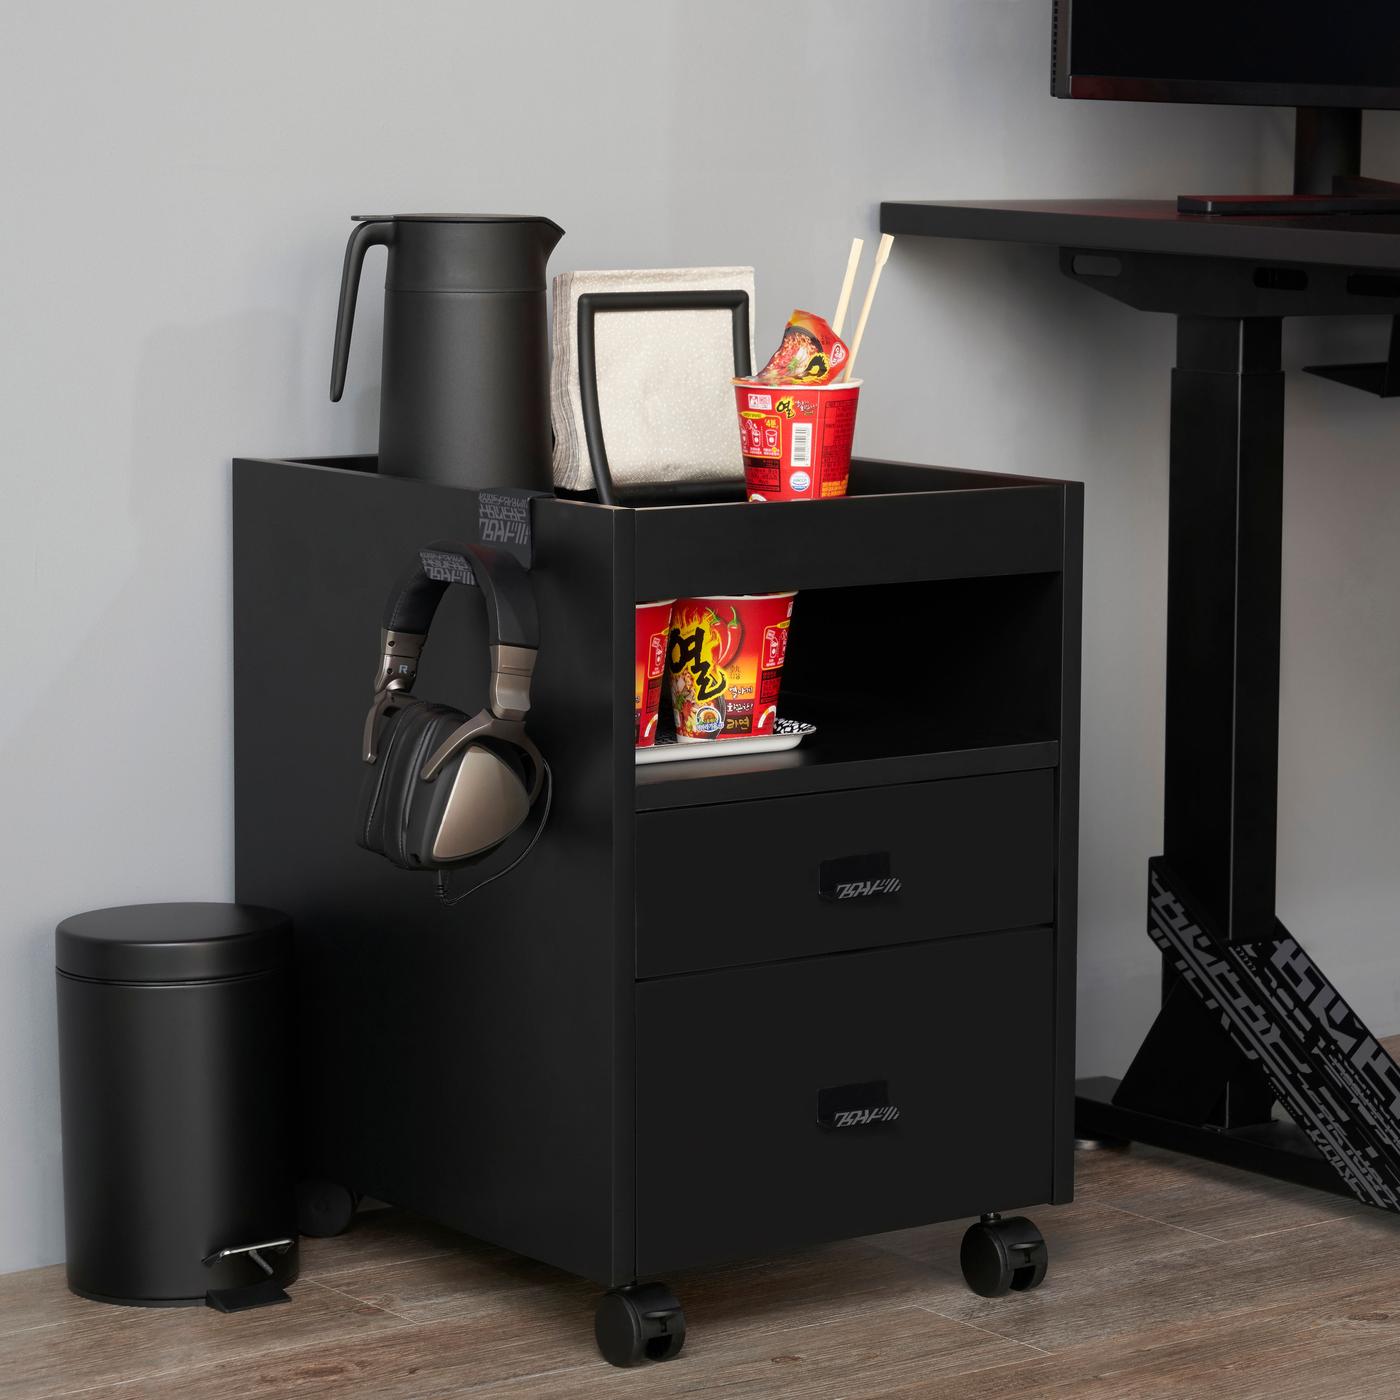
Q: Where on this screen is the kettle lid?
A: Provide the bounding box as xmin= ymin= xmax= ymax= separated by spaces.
xmin=352 ymin=213 xmax=563 ymax=293
xmin=356 ymin=212 xmax=563 ymax=235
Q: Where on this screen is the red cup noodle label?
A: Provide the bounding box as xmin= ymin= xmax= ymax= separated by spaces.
xmin=634 ymin=600 xmax=675 ymax=747
xmin=762 ymin=623 xmax=788 ymax=670
xmin=735 ymin=383 xmax=860 ymax=502
xmin=667 ymin=594 xmax=795 ymax=740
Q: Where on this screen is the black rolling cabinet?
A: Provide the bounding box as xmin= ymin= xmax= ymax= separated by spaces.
xmin=232 ymin=454 xmax=1082 ymax=1366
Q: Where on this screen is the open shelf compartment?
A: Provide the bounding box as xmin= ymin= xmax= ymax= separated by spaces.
xmin=636 ymin=570 xmax=1067 ymax=810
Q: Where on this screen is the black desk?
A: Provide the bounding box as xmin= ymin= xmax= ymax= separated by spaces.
xmin=883 ymin=198 xmax=1400 ymax=268
xmin=882 ymin=198 xmax=1400 ymax=1211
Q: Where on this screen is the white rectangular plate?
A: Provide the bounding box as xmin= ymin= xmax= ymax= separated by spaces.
xmin=635 ymin=719 xmax=815 ymax=765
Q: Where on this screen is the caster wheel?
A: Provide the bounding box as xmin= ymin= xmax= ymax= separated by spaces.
xmin=296 ymin=1179 xmax=360 ymax=1238
xmin=594 ymin=1282 xmax=686 ymax=1367
xmin=1075 ymin=1135 xmax=1129 ymax=1152
xmin=960 ymin=1214 xmax=1048 ymax=1298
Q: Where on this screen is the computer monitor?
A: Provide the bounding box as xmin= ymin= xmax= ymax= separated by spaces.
xmin=1054 ymin=1 xmax=1400 ymax=110
xmin=1052 ymin=1 xmax=1400 ymax=211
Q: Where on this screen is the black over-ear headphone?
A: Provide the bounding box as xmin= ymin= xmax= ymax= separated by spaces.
xmin=356 ymin=541 xmax=547 ymax=873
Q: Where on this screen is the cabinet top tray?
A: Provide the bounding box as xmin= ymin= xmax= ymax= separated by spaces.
xmin=242 ymin=456 xmax=1078 ymax=597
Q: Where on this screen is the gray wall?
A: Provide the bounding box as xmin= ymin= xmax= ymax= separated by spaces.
xmin=3 ymin=0 xmax=1397 ymax=1273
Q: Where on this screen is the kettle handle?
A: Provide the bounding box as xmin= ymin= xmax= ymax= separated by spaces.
xmin=330 ymin=219 xmax=395 ymax=401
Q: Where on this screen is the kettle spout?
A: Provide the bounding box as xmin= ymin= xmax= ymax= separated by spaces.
xmin=536 ymin=218 xmax=565 ymax=257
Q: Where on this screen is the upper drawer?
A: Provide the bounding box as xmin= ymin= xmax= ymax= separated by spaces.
xmin=635 ymin=770 xmax=1054 ymax=978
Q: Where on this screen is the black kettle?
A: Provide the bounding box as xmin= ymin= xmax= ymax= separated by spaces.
xmin=330 ymin=213 xmax=564 ymax=491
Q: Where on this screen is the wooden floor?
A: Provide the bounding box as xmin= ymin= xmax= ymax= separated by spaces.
xmin=6 ymin=1139 xmax=1400 ymax=1399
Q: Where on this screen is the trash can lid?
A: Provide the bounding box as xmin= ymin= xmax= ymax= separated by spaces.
xmin=55 ymin=902 xmax=291 ymax=983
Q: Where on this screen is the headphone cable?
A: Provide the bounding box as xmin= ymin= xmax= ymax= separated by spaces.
xmin=435 ymin=761 xmax=554 ymax=908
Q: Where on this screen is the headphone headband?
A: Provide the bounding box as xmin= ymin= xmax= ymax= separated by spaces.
xmin=364 ymin=540 xmax=539 ymax=763
xmin=384 ymin=540 xmax=538 ymax=650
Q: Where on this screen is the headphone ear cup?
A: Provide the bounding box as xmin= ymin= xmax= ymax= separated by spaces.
xmin=415 ymin=740 xmax=532 ymax=866
xmin=356 ymin=699 xmax=469 ymax=869
xmin=485 ymin=738 xmax=531 ymax=789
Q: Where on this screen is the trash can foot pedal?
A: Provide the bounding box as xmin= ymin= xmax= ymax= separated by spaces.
xmin=202 ymin=1237 xmax=296 ymax=1312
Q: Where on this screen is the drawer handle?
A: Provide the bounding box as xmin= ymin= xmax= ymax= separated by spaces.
xmin=817 ymin=1080 xmax=900 ymax=1131
xmin=818 ymin=852 xmax=901 ymax=903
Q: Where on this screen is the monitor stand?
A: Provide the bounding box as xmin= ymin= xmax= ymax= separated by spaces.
xmin=1178 ymin=106 xmax=1400 ymax=217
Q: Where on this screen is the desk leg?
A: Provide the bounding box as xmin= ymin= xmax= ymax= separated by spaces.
xmin=1109 ymin=317 xmax=1283 ymax=1130
xmin=1150 ymin=315 xmax=1283 ymax=1128
xmin=1079 ymin=317 xmax=1301 ymax=1167
xmin=1162 ymin=317 xmax=1284 ymax=948
xmin=1079 ymin=316 xmax=1400 ymax=1206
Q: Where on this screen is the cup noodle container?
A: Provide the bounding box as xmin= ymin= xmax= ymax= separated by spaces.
xmin=667 ymin=593 xmax=796 ymax=742
xmin=635 ymin=600 xmax=675 ymax=747
xmin=733 ymin=380 xmax=861 ymax=502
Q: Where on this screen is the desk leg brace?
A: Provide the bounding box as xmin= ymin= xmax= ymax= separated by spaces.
xmin=1083 ymin=317 xmax=1400 ymax=1208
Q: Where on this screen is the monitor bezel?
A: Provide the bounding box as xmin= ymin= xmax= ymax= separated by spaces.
xmin=1051 ymin=0 xmax=1400 ymax=111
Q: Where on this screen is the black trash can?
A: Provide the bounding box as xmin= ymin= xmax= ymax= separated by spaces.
xmin=56 ymin=902 xmax=299 ymax=1309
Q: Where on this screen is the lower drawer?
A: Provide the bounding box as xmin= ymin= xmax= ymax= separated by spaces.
xmin=634 ymin=927 xmax=1056 ymax=1275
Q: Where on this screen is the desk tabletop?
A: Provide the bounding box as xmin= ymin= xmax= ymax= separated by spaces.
xmin=881 ymin=199 xmax=1400 ymax=271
